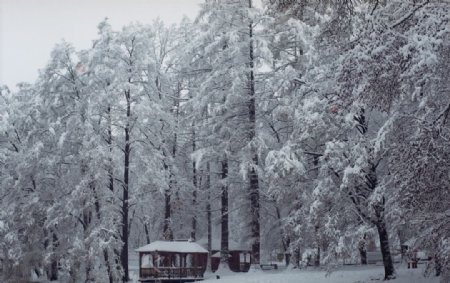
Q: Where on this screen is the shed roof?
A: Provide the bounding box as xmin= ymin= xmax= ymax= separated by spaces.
xmin=135 ymin=240 xmax=208 ymax=253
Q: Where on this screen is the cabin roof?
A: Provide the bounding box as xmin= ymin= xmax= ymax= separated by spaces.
xmin=135 ymin=240 xmax=208 ymax=253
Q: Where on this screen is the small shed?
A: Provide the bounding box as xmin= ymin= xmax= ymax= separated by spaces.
xmin=136 ymin=240 xmax=208 ymax=282
xmin=197 ymin=238 xmax=251 ymax=272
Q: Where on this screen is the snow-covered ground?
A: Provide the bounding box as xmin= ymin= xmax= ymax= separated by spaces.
xmin=201 ymin=265 xmax=437 ymax=283
xmin=128 ymin=253 xmax=439 ymax=283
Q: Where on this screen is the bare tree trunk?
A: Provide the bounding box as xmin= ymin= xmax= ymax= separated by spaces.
xmin=102 ymin=106 xmax=115 ymax=283
xmin=275 ymin=204 xmax=290 ymax=266
xmin=370 ymin=166 xmax=394 ymax=279
xmin=162 ymin=143 xmax=177 ymax=241
xmin=220 ymin=158 xmax=229 ymax=267
xmin=284 ymin=237 xmax=291 ymax=267
xmin=121 ymin=89 xmax=131 ymax=282
xmin=248 ymin=0 xmax=260 ymax=266
xmin=374 ymin=204 xmax=395 ymax=279
xmin=191 ymin=126 xmax=197 ymax=241
xmin=162 ymin=157 xmax=173 ymax=240
xmin=313 ymin=225 xmax=320 ymax=267
xmin=103 ymin=250 xmax=114 ymax=283
xmin=144 ymin=222 xmax=151 ymax=244
xmin=293 ymin=248 xmax=300 ymax=268
xmin=376 ymin=221 xmax=395 ymax=279
xmin=358 ymin=235 xmax=368 ymax=265
xmin=163 ymin=182 xmax=173 ymax=240
xmin=314 ymin=246 xmax=320 ymax=267
xmin=83 ymin=208 xmax=94 ymax=282
xmin=434 ymin=254 xmax=442 ymax=276
xmin=107 ymin=106 xmax=114 ymax=194
xmin=49 ymin=232 xmax=59 ymax=281
xmin=206 ymin=162 xmax=212 ymax=272
xmin=93 ymin=180 xmax=114 ymax=283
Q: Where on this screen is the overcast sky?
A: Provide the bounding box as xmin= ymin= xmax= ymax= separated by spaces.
xmin=0 ymin=0 xmax=203 ymax=89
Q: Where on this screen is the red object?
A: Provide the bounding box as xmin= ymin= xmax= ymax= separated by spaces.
xmin=329 ymin=105 xmax=338 ymax=113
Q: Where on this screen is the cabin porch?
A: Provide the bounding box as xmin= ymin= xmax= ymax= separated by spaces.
xmin=139 ymin=266 xmax=205 ymax=282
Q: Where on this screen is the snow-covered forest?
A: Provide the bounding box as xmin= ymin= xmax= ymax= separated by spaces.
xmin=0 ymin=0 xmax=449 ymax=282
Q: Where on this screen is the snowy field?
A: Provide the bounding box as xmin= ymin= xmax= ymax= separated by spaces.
xmin=200 ymin=266 xmax=439 ymax=283
xmin=128 ymin=262 xmax=439 ymax=283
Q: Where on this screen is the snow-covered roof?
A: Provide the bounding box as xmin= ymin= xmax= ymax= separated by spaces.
xmin=135 ymin=241 xmax=208 ymax=253
xmin=197 ymin=237 xmax=250 ymax=251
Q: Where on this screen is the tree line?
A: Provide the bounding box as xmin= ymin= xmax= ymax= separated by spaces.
xmin=0 ymin=0 xmax=449 ymax=282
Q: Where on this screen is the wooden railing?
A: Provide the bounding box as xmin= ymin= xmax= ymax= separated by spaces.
xmin=140 ymin=267 xmax=204 ymax=279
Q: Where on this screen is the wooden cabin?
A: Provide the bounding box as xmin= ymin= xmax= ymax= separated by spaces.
xmin=135 ymin=240 xmax=208 ymax=282
xmin=197 ymin=238 xmax=251 ymax=272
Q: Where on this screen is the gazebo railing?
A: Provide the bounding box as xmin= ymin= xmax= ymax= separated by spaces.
xmin=140 ymin=267 xmax=204 ymax=279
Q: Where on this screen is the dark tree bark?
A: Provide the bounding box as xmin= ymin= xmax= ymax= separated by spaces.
xmin=248 ymin=0 xmax=260 ymax=266
xmin=358 ymin=235 xmax=368 ymax=265
xmin=83 ymin=208 xmax=93 ymax=282
xmin=435 ymin=255 xmax=442 ymax=276
xmin=162 ymin=134 xmax=177 ymax=242
xmin=206 ymin=162 xmax=212 ymax=271
xmin=293 ymin=248 xmax=301 ymax=268
xmin=104 ymin=106 xmax=114 ymax=283
xmin=369 ymin=166 xmax=394 ymax=279
xmin=48 ymin=233 xmax=59 ymax=281
xmin=313 ymin=225 xmax=320 ymax=267
xmin=121 ymin=89 xmax=131 ymax=282
xmin=374 ymin=202 xmax=395 ymax=279
xmin=191 ymin=182 xmax=197 ymax=241
xmin=314 ymin=247 xmax=321 ymax=267
xmin=191 ymin=126 xmax=197 ymax=241
xmin=162 ymin=154 xmax=173 ymax=240
xmin=220 ymin=158 xmax=229 ymax=267
xmin=163 ymin=184 xmax=173 ymax=240
xmin=359 ymin=245 xmax=368 ymax=265
xmin=285 ymin=253 xmax=291 ymax=267
xmin=107 ymin=106 xmax=114 ymax=194
xmin=91 ymin=183 xmax=114 ymax=283
xmin=144 ymin=222 xmax=151 ymax=244
xmin=376 ymin=221 xmax=395 ymax=279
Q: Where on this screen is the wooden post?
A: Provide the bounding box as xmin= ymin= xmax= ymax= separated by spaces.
xmin=179 ymin=253 xmax=182 ymax=278
xmin=139 ymin=252 xmax=142 ymax=278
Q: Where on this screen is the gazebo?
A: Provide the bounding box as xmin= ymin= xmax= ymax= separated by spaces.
xmin=135 ymin=240 xmax=208 ymax=282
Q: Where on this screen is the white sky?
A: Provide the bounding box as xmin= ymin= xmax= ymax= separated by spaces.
xmin=0 ymin=0 xmax=203 ymax=89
